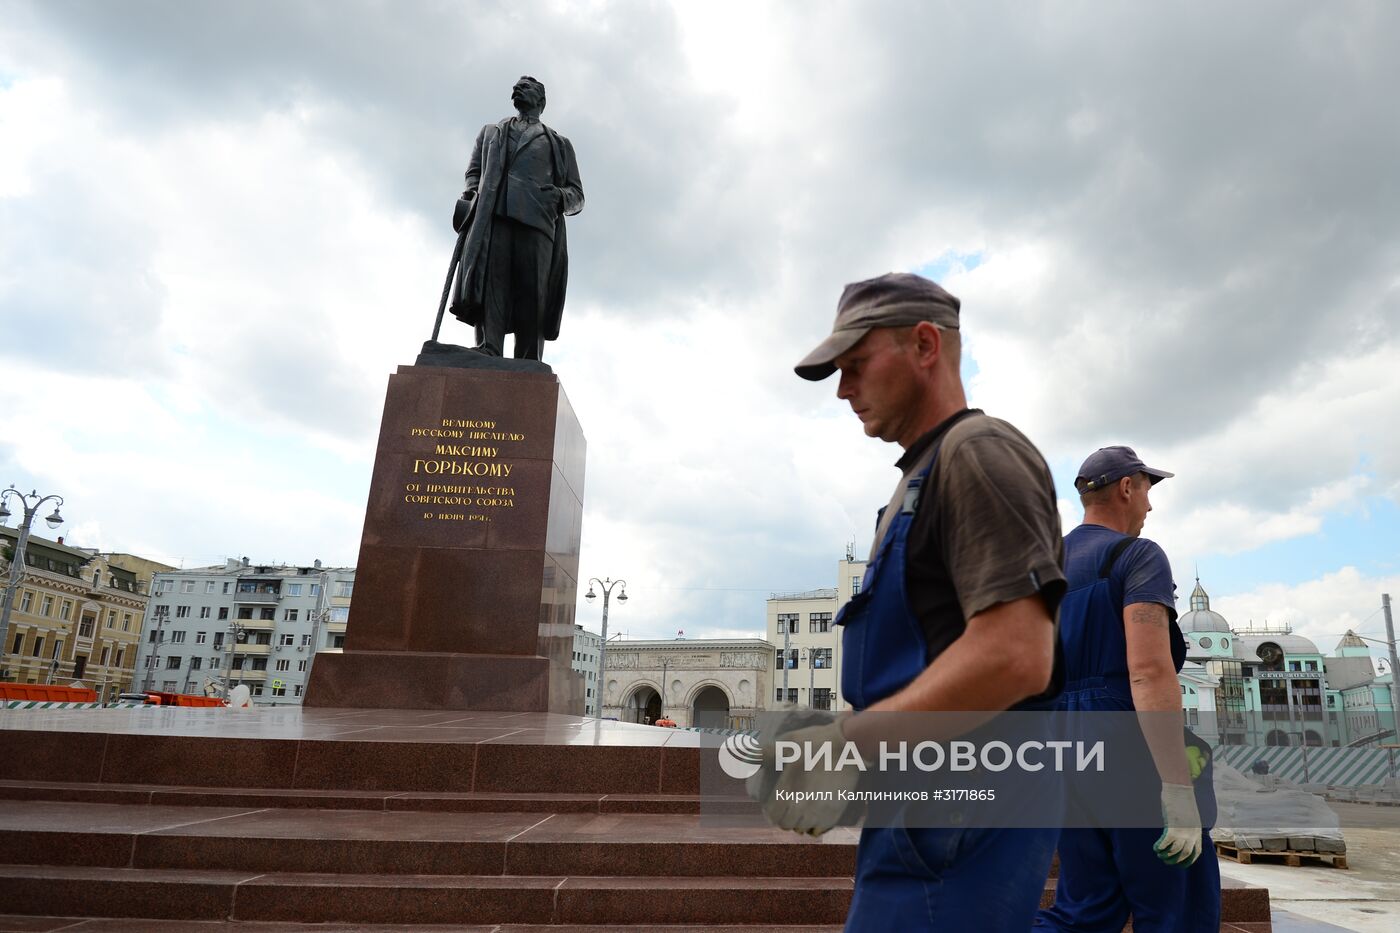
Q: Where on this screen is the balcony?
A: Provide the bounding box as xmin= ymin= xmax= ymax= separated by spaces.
xmin=326 ymin=622 xmax=348 ymax=633
xmin=233 ymin=619 xmax=277 ymax=632
xmin=233 ymin=591 xmax=281 ymax=604
xmin=232 ymin=643 xmax=271 ymax=657
xmin=229 ymin=669 xmax=267 ymax=682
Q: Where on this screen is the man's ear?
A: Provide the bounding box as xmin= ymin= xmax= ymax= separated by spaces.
xmin=911 ymin=321 xmax=942 ymax=366
xmin=1118 ymin=475 xmax=1135 ymax=500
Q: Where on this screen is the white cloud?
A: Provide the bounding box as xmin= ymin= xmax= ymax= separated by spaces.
xmin=3 ymin=1 xmax=1399 ymax=640
xmin=1210 ymin=567 xmax=1400 ymax=661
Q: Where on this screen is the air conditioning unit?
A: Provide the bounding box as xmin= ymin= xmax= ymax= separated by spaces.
xmin=296 ymin=646 xmax=305 ymax=652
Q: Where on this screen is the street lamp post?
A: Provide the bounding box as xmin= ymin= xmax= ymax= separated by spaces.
xmin=584 ymin=576 xmax=627 ymax=714
xmin=801 ymin=648 xmax=816 ymax=708
xmin=141 ymin=605 xmax=170 ymax=692
xmin=223 ymin=621 xmax=248 ymax=697
xmin=660 ymin=655 xmax=671 ymax=722
xmin=0 ymin=486 xmax=66 ymax=681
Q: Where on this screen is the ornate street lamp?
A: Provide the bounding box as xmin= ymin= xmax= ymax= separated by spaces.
xmin=0 ymin=486 xmax=67 ymax=681
xmin=584 ymin=576 xmax=627 ymax=715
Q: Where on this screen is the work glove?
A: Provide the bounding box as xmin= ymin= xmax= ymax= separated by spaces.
xmin=1155 ymin=782 xmax=1203 ymax=867
xmin=1186 ymin=745 xmax=1209 ymax=781
xmin=745 ymin=713 xmax=866 ymax=836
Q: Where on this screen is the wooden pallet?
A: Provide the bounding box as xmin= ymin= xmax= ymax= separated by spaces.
xmin=1215 ymin=841 xmax=1348 ymax=869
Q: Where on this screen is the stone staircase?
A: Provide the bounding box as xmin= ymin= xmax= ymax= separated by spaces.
xmin=0 ymin=708 xmax=1272 ymax=930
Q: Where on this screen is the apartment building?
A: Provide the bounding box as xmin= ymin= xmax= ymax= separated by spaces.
xmin=132 ymin=558 xmax=353 ymax=706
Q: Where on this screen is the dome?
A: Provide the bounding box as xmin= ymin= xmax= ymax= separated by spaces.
xmin=1232 ymin=633 xmax=1321 ymax=660
xmin=1181 ymin=608 xmax=1232 ymax=633
xmin=1180 ymin=577 xmax=1231 ymax=633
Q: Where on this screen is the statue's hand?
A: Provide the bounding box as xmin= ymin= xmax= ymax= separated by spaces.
xmin=539 ymin=184 xmax=563 ymax=212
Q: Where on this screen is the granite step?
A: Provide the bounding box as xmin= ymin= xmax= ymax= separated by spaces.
xmin=0 ymin=779 xmax=713 ymax=815
xmin=0 ymin=921 xmax=847 ymax=933
xmin=0 ymin=800 xmax=857 ymax=878
xmin=0 ymin=866 xmax=855 ymax=926
xmin=0 ymin=865 xmax=1271 ymax=927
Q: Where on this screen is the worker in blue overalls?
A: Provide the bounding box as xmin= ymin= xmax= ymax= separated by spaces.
xmin=1036 ymin=446 xmax=1220 ymax=932
xmin=765 ymin=272 xmax=1068 ymax=930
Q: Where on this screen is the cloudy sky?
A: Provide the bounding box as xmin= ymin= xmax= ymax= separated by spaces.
xmin=2 ymin=1 xmax=1397 ymax=661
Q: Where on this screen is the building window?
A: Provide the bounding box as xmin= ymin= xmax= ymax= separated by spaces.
xmin=298 ymin=660 xmax=308 ymax=672
xmin=122 ymin=613 xmax=132 ymax=631
xmin=852 ymin=577 xmax=861 ymax=596
xmin=181 ymin=581 xmax=195 ymax=594
xmin=213 ymin=632 xmax=224 ymax=649
xmin=813 ymin=688 xmax=833 ymax=710
xmin=78 ymin=616 xmax=94 ymax=638
xmin=335 ymin=581 xmax=353 ymax=598
xmin=195 ymin=631 xmax=207 ymax=644
xmin=100 ymin=646 xmax=110 ymax=666
xmin=810 ymin=647 xmax=832 ymax=669
xmin=19 ymin=590 xmax=33 ymax=613
xmin=205 ymin=581 xmax=216 ymax=594
xmin=287 ymin=583 xmax=302 ymax=597
xmin=114 ymin=648 xmax=124 ymax=668
xmin=251 ymin=685 xmax=263 ymax=697
xmin=251 ymin=658 xmax=268 ymax=671
xmin=774 ymin=688 xmax=799 ymax=704
xmin=58 ymin=599 xmax=72 ymax=621
xmin=222 ymin=582 xmax=230 ymax=594
xmin=275 ymin=659 xmax=290 ymax=671
xmin=774 ymin=648 xmax=798 ymax=669
xmin=310 ymin=584 xmax=321 ymax=597
xmin=258 ymin=608 xmax=275 ymax=621
xmin=809 ymin=612 xmax=833 ymax=633
xmin=40 ymin=596 xmax=53 ymax=617
xmin=279 ymin=634 xmax=295 ymax=646
xmin=777 ymin=612 xmax=800 ymax=635
xmin=218 ymin=607 xmax=229 ymax=621
xmin=171 ymin=630 xmax=186 ymax=644
xmin=162 ymin=680 xmax=176 ymax=692
xmin=294 ymin=684 xmax=303 ymax=697
xmin=1305 ymin=660 xmax=1318 ymax=671
xmin=190 ymin=657 xmax=202 ymax=670
xmin=31 ymin=636 xmax=44 ymax=657
xmin=165 ymin=656 xmax=182 ymax=669
xmin=301 ymin=634 xmax=312 ymax=646
xmin=284 ymin=609 xmax=299 ymax=622
xmin=199 ymin=607 xmax=210 ymax=619
xmin=106 ymin=610 xmax=116 ymax=628
xmin=11 ymin=633 xmax=22 ymax=655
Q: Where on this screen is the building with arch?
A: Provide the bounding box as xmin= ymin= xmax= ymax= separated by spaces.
xmin=1180 ymin=577 xmax=1396 ymax=748
xmin=599 ymin=638 xmax=775 ymax=730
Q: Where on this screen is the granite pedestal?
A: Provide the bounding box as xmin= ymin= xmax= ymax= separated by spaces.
xmin=305 ymin=364 xmax=586 ymax=712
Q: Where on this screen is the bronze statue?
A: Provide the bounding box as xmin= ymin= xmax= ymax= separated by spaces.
xmin=432 ymin=76 xmax=583 ymax=364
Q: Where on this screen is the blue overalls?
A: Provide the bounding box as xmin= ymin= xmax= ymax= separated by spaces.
xmin=837 ymin=446 xmax=1060 ymax=932
xmin=1034 ymin=533 xmax=1220 ymax=933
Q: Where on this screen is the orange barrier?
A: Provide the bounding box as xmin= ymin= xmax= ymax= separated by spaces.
xmin=145 ymin=691 xmax=226 ymax=708
xmin=0 ymin=683 xmax=99 ymax=703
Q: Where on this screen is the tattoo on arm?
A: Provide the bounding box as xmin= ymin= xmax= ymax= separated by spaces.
xmin=1129 ymin=603 xmax=1167 ymax=627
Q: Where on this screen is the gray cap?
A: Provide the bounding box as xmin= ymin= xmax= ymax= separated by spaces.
xmin=794 ymin=272 xmax=960 ymax=381
xmin=1075 ymin=446 xmax=1175 ymax=494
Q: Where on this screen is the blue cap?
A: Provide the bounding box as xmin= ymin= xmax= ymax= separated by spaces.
xmin=1075 ymin=446 xmax=1174 ymax=494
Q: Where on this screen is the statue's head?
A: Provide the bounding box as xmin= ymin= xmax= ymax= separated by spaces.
xmin=511 ymin=76 xmax=546 ymax=116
